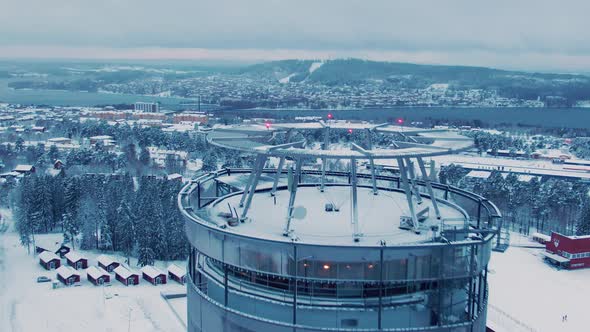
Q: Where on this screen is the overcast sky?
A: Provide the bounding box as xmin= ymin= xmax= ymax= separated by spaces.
xmin=1 ymin=0 xmax=589 ymax=72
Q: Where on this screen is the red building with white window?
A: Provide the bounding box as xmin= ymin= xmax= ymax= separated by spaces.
xmin=543 ymin=232 xmax=590 ymax=269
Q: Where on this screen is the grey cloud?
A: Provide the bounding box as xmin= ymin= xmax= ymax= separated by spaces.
xmin=1 ymin=0 xmax=589 ymax=69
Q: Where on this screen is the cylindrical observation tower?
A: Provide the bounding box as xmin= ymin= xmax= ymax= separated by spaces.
xmin=179 ymin=121 xmax=501 ymax=332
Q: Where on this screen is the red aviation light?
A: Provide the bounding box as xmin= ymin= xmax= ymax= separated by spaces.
xmin=265 ymin=122 xmax=271 ymax=129
xmin=327 ymin=113 xmax=334 ymax=119
xmin=348 ymin=128 xmax=353 ymax=134
xmin=397 ymin=118 xmax=404 ymax=125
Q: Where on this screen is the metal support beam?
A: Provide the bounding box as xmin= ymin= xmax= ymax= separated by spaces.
xmin=369 ymin=157 xmax=378 ymax=195
xmin=293 ymin=245 xmax=298 ymax=325
xmin=240 ymin=154 xmax=267 ymax=220
xmin=284 ymin=158 xmax=302 ymax=236
xmin=378 ymin=248 xmax=384 ymax=329
xmin=417 ymin=157 xmax=441 ymax=220
xmin=405 ymin=158 xmax=423 ymax=205
xmin=224 ymin=265 xmax=229 ymax=306
xmin=468 ymin=244 xmax=476 ymax=320
xmin=266 ymin=140 xmax=305 ymax=151
xmin=350 ymin=142 xmax=378 ymax=195
xmin=270 ymin=156 xmax=285 ymax=196
xmin=398 ymin=158 xmax=419 ymax=233
xmin=320 ymin=126 xmax=330 ymax=192
xmin=322 ymin=126 xmax=330 ymax=150
xmin=196 ymin=181 xmax=201 ymax=209
xmin=238 ymin=163 xmax=257 ymax=207
xmin=351 ymin=157 xmax=361 ymax=241
xmin=320 ymin=158 xmax=327 ymax=192
xmin=365 ymin=128 xmax=373 ymax=150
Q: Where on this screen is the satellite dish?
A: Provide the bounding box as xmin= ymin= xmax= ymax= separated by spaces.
xmin=292 ymin=206 xmax=307 ymax=220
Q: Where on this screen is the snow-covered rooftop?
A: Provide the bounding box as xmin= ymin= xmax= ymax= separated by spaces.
xmin=205 ymin=185 xmax=466 ymax=246
xmin=13 ymin=164 xmax=33 ymax=172
xmin=38 ymin=250 xmax=60 ymax=263
xmin=167 ymin=173 xmax=182 ymax=181
xmin=167 ymin=264 xmax=186 ymax=277
xmin=64 ymin=251 xmax=86 ymax=262
xmin=114 ymin=266 xmax=137 ymax=279
xmin=34 ymin=233 xmax=67 ymax=253
xmin=531 ymin=232 xmax=551 ymax=241
xmin=141 ymin=265 xmax=165 ymax=278
xmin=56 ymin=265 xmax=79 ymax=279
xmin=466 ymin=170 xmax=491 ymax=179
xmin=86 ymin=266 xmax=110 ymax=279
xmin=89 ymin=135 xmax=113 ymax=140
xmin=97 ymin=254 xmax=118 ymax=267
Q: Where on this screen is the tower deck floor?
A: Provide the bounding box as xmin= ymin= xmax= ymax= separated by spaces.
xmin=207 ymin=186 xmax=466 ymax=246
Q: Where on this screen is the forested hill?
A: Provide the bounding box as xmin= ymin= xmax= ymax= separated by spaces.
xmin=239 ymin=59 xmax=590 ymax=101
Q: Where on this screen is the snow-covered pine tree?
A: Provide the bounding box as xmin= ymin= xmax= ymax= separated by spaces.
xmin=576 ymin=200 xmax=590 ymax=236
xmin=63 ymin=178 xmax=81 ymax=220
xmin=137 ymin=246 xmax=155 ymax=267
xmin=62 ymin=212 xmax=79 ymax=249
xmin=117 ymin=200 xmax=135 ymax=263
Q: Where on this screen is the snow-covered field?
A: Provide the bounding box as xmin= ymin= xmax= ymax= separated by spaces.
xmin=3 ymin=202 xmax=590 ymax=332
xmin=0 ymin=209 xmax=186 ymax=332
xmin=488 ymin=233 xmax=590 ymax=332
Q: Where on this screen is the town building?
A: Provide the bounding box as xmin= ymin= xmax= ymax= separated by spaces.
xmin=38 ymin=251 xmax=61 ymax=270
xmin=88 ymin=135 xmax=115 ymax=145
xmin=141 ymin=265 xmax=167 ymax=285
xmin=134 ymin=102 xmax=159 ymax=113
xmin=114 ymin=266 xmax=139 ymax=286
xmin=97 ymin=255 xmax=120 ymax=272
xmin=173 ymin=112 xmax=208 ymax=124
xmin=64 ymin=251 xmax=88 ymax=270
xmin=167 ymin=173 xmax=182 ymax=182
xmin=35 ymin=238 xmax=70 ymax=258
xmin=47 ymin=137 xmax=72 ymax=145
xmin=13 ymin=164 xmax=35 ymax=175
xmin=543 ymin=232 xmax=590 ymax=269
xmin=167 ymin=264 xmax=186 ymax=284
xmin=86 ymin=266 xmax=111 ymax=286
xmin=56 ymin=266 xmax=81 ymax=286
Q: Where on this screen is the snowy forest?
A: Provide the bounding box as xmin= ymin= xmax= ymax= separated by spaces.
xmin=440 ymin=164 xmax=590 ymax=236
xmin=3 ymin=118 xmax=590 ymax=265
xmin=12 ymin=173 xmax=187 ymax=266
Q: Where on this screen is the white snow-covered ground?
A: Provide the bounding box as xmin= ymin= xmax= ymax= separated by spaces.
xmin=308 ymin=61 xmax=323 ymax=74
xmin=0 ymin=208 xmax=186 ymax=332
xmin=167 ymin=297 xmax=187 ymax=327
xmin=279 ymin=73 xmax=297 ymax=84
xmin=488 ymin=233 xmax=590 ymax=332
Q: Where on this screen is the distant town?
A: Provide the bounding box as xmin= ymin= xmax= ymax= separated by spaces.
xmin=4 ymin=59 xmax=590 ymax=110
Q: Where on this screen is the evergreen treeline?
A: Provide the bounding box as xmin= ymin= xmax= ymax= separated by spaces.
xmin=440 ymin=164 xmax=590 ymax=236
xmin=13 ymin=173 xmax=187 ymax=265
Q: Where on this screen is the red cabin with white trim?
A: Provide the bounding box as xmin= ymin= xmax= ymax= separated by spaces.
xmin=141 ymin=265 xmax=167 ymax=285
xmin=168 ymin=264 xmax=187 ymax=284
xmin=114 ymin=266 xmax=139 ymax=286
xmin=65 ymin=251 xmax=88 ymax=270
xmin=97 ymin=254 xmax=120 ymax=272
xmin=39 ymin=251 xmax=61 ymax=270
xmin=56 ymin=266 xmax=80 ymax=286
xmin=87 ymin=266 xmax=111 ymax=286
